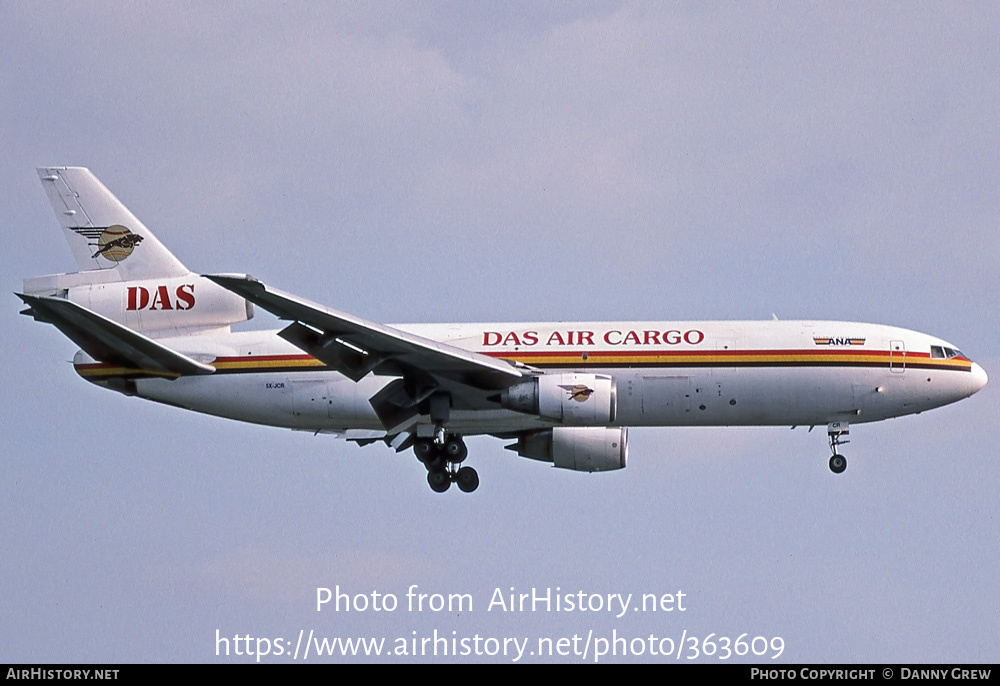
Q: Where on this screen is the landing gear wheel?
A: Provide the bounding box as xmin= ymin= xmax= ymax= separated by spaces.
xmin=444 ymin=438 xmax=468 ymax=464
xmin=425 ymin=454 xmax=447 ymax=473
xmin=413 ymin=439 xmax=436 ymax=464
xmin=829 ymin=454 xmax=847 ymax=474
xmin=455 ymin=466 xmax=480 ymax=493
xmin=427 ymin=470 xmax=451 ymax=493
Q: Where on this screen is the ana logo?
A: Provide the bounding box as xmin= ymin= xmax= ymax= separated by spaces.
xmin=813 ymin=337 xmax=866 ymax=346
xmin=72 ymin=225 xmax=144 ymax=262
xmin=559 ymin=384 xmax=595 ymax=403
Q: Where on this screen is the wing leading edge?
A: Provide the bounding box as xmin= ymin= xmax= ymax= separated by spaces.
xmin=205 ymin=275 xmax=527 ymax=430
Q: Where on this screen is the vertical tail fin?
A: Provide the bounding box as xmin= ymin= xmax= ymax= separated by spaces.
xmin=25 ymin=167 xmax=253 ymax=336
xmin=37 ymin=167 xmax=188 ymax=280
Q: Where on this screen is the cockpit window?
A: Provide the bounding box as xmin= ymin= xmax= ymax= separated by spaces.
xmin=932 ymin=346 xmax=965 ymax=359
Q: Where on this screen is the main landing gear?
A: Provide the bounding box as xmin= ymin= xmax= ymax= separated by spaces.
xmin=412 ymin=394 xmax=479 ymax=493
xmin=413 ymin=435 xmax=479 ymax=493
xmin=827 ymin=421 xmax=849 ymax=474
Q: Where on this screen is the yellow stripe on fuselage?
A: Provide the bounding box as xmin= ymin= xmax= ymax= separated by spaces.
xmin=73 ymin=348 xmax=973 ymax=380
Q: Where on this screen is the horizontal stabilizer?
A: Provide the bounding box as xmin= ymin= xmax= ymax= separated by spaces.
xmin=17 ymin=294 xmax=215 ymax=376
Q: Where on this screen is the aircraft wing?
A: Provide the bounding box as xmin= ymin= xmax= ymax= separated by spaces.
xmin=17 ymin=293 xmax=215 ymax=376
xmin=206 ymin=274 xmax=525 ymax=391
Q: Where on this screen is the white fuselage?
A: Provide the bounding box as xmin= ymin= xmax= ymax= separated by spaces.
xmin=27 ymin=167 xmax=987 ymax=487
xmin=75 ymin=319 xmax=987 ymax=436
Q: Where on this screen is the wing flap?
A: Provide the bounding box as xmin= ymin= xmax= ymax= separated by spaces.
xmin=277 ymin=320 xmax=393 ymax=382
xmin=18 ymin=294 xmax=215 ymax=376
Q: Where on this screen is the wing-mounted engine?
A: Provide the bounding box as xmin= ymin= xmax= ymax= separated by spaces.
xmin=499 ymin=373 xmax=617 ymax=424
xmin=507 ymin=427 xmax=628 ymax=472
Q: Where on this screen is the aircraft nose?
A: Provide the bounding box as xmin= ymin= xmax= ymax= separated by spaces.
xmin=970 ymin=362 xmax=988 ymax=394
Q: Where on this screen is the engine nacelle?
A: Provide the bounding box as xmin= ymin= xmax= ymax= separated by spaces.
xmin=23 ymin=272 xmax=254 ymax=334
xmin=500 ymin=373 xmax=617 ymax=424
xmin=509 ymin=427 xmax=628 ymax=472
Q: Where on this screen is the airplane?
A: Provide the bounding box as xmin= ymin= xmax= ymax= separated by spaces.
xmin=18 ymin=167 xmax=988 ymax=493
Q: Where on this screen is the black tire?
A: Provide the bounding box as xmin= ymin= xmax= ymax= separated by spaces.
xmin=829 ymin=454 xmax=847 ymax=474
xmin=425 ymin=454 xmax=447 ymax=473
xmin=455 ymin=466 xmax=480 ymax=493
xmin=413 ymin=439 xmax=436 ymax=464
xmin=427 ymin=470 xmax=451 ymax=493
xmin=444 ymin=438 xmax=468 ymax=464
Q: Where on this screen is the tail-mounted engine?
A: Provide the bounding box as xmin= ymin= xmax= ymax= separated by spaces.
xmin=22 ymin=273 xmax=254 ymax=334
xmin=499 ymin=373 xmax=617 ymax=424
xmin=507 ymin=427 xmax=628 ymax=472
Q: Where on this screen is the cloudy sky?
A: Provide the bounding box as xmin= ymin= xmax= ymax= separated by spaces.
xmin=2 ymin=2 xmax=997 ymax=663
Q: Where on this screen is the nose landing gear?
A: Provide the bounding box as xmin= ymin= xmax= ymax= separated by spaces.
xmin=827 ymin=421 xmax=849 ymax=474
